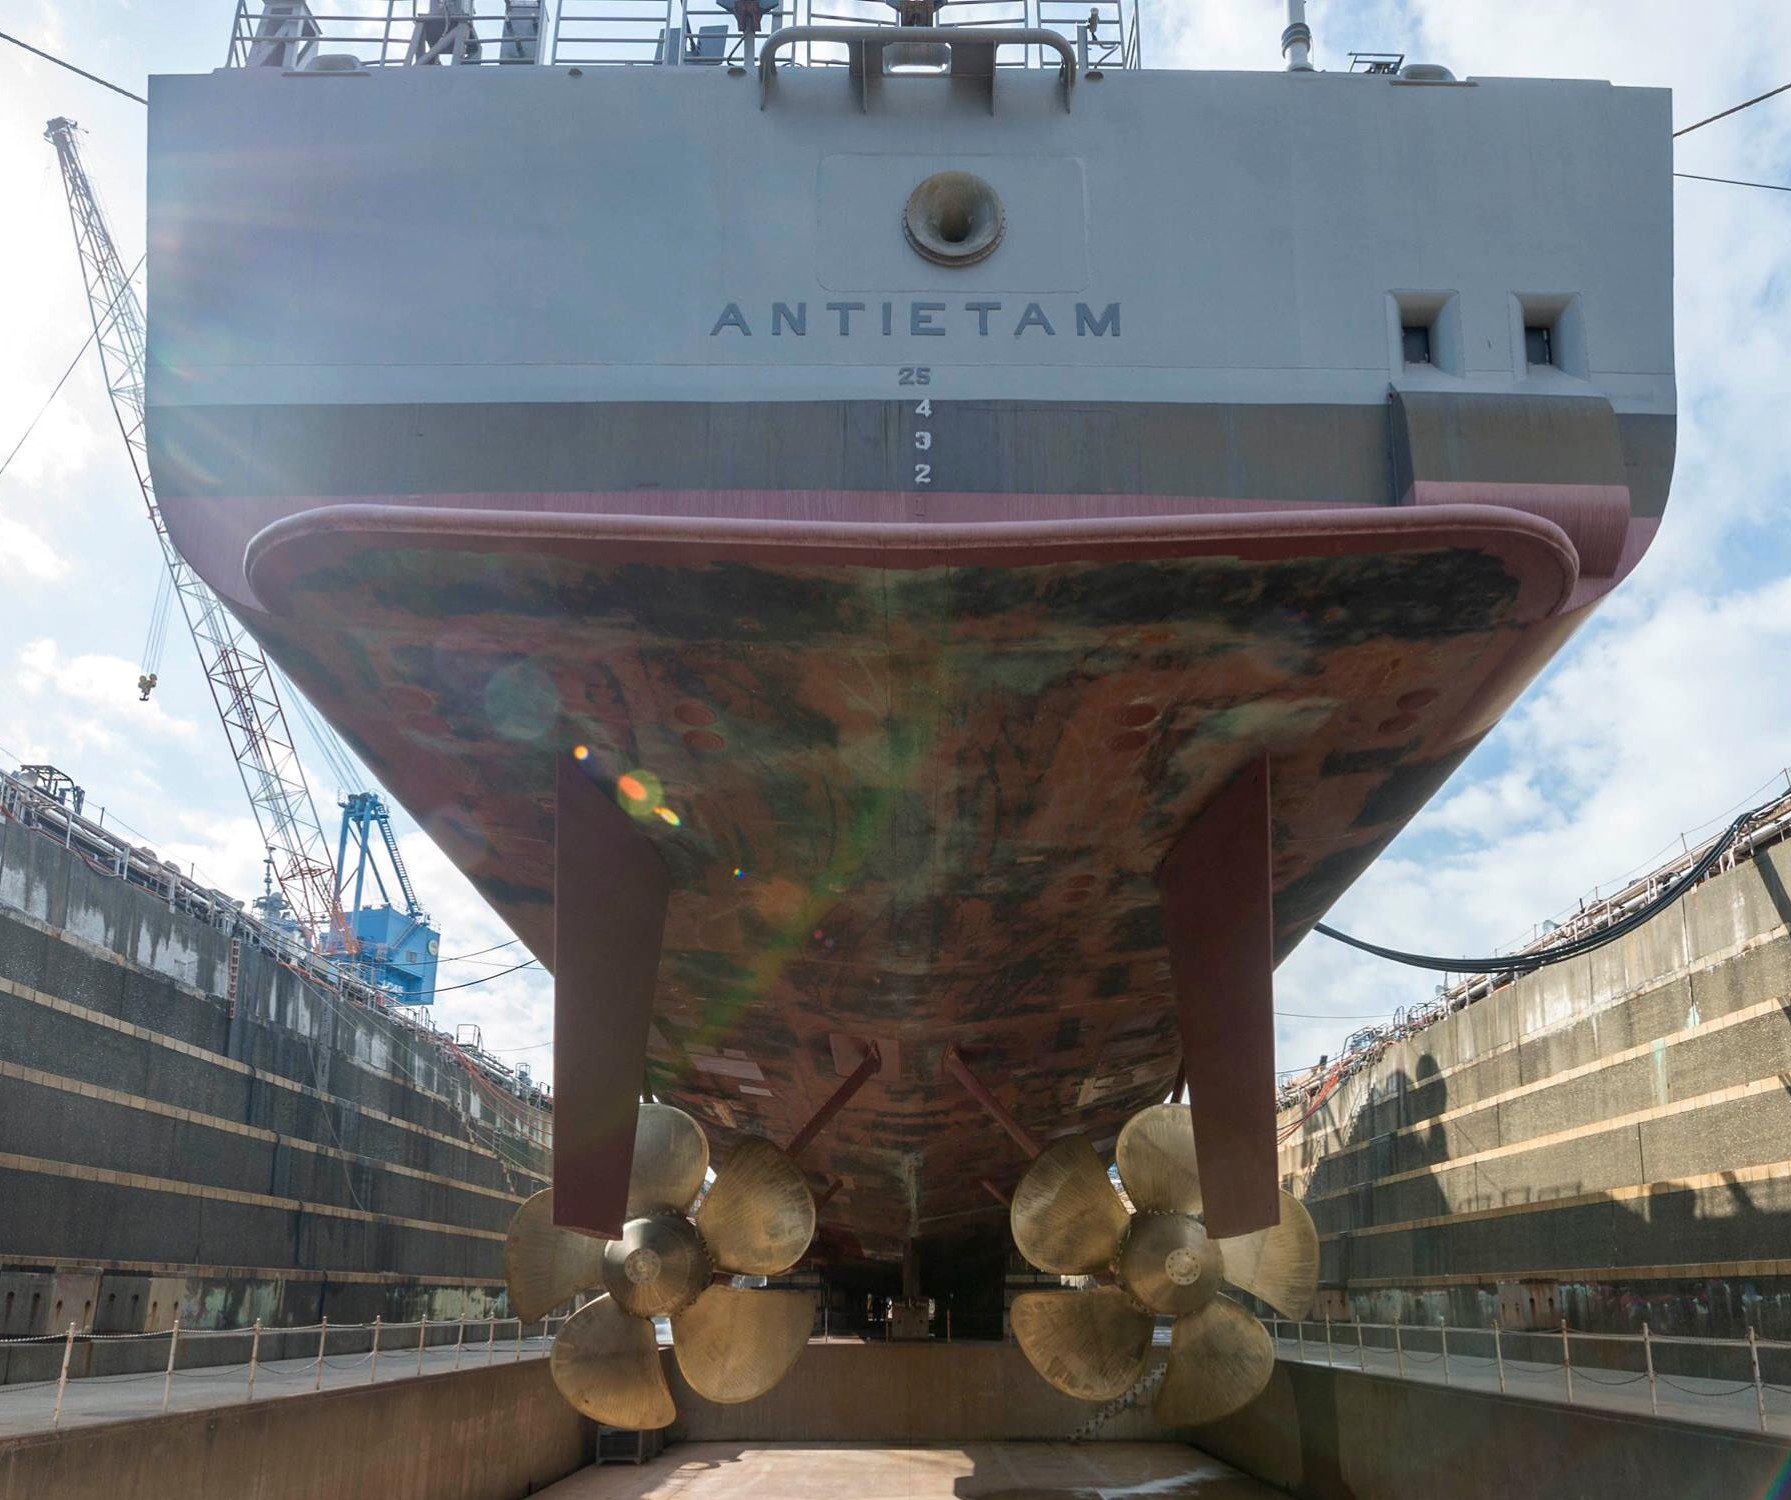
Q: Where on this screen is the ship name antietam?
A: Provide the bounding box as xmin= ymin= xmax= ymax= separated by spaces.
xmin=709 ymin=300 xmax=1121 ymax=338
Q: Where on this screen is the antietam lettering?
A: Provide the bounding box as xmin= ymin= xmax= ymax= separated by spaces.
xmin=710 ymin=301 xmax=1120 ymax=338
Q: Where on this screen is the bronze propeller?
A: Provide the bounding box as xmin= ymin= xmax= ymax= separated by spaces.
xmin=504 ymin=1103 xmax=816 ymax=1429
xmin=1009 ymin=1101 xmax=1318 ymax=1425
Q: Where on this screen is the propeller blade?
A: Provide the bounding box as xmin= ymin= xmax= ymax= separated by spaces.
xmin=503 ymin=1189 xmax=608 ymax=1324
xmin=1153 ymin=1294 xmax=1275 ymax=1427
xmin=1010 ymin=1137 xmax=1129 ymax=1275
xmin=1216 ymin=1189 xmax=1319 ymax=1320
xmin=1011 ymin=1288 xmax=1154 ymax=1402
xmin=696 ymin=1135 xmax=816 ymax=1275
xmin=1115 ymin=1101 xmax=1202 ymax=1216
xmin=671 ymin=1286 xmax=812 ymax=1404
xmin=549 ymin=1294 xmax=676 ymax=1431
xmin=629 ymin=1102 xmax=711 ymax=1216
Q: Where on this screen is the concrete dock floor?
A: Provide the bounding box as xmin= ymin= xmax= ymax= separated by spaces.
xmin=536 ymin=1441 xmax=1280 ymax=1498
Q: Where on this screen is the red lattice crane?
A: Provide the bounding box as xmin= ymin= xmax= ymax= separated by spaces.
xmin=45 ymin=116 xmax=350 ymax=952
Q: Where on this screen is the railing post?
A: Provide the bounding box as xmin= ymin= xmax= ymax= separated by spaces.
xmin=1393 ymin=1317 xmax=1404 ymax=1379
xmin=1493 ymin=1318 xmax=1505 ymax=1394
xmin=246 ymin=1318 xmax=262 ymax=1402
xmin=1324 ymin=1314 xmax=1334 ymax=1367
xmin=1642 ymin=1321 xmax=1658 ymax=1416
xmin=314 ymin=1317 xmax=328 ymax=1392
xmin=1440 ymin=1319 xmax=1450 ymax=1386
xmin=163 ymin=1316 xmax=181 ymax=1413
xmin=370 ymin=1315 xmax=383 ymax=1385
xmin=1749 ymin=1325 xmax=1768 ymax=1433
xmin=1354 ymin=1313 xmax=1367 ymax=1372
xmin=1561 ymin=1319 xmax=1574 ymax=1405
xmin=1296 ymin=1319 xmax=1305 ymax=1362
xmin=487 ymin=1315 xmax=497 ymax=1365
xmin=454 ymin=1316 xmax=466 ymax=1371
xmin=51 ymin=1322 xmax=76 ymax=1430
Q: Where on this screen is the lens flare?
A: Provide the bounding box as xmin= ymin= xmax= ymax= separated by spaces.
xmin=572 ymin=744 xmax=590 ymax=761
xmin=652 ymin=806 xmax=681 ymax=827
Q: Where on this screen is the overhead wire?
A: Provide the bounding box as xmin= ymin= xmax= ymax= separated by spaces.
xmin=0 ymin=254 xmax=144 ymax=484
xmin=1673 ymin=81 xmax=1791 ymax=137
xmin=1674 ymin=171 xmax=1790 ymax=193
xmin=426 ymin=958 xmax=542 ymax=995
xmin=0 ymin=28 xmax=147 ymax=104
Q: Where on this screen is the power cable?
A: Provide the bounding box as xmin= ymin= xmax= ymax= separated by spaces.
xmin=426 ymin=958 xmax=541 ymax=995
xmin=435 ymin=937 xmax=522 ymax=963
xmin=1674 ymin=171 xmax=1790 ymax=193
xmin=1674 ymin=81 xmax=1790 ymax=138
xmin=1314 ymin=797 xmax=1765 ymax=976
xmin=0 ymin=29 xmax=146 ymax=104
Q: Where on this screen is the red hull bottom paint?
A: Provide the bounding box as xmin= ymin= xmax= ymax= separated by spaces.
xmin=177 ymin=488 xmax=1626 ymax=1258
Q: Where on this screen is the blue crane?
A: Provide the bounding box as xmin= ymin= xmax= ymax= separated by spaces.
xmin=325 ymin=792 xmax=442 ymax=1005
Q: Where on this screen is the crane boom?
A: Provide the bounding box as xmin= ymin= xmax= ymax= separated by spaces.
xmin=45 ymin=116 xmax=349 ymax=952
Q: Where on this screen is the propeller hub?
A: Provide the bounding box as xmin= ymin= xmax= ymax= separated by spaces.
xmin=602 ymin=1213 xmax=711 ymax=1318
xmin=1117 ymin=1211 xmax=1222 ymax=1316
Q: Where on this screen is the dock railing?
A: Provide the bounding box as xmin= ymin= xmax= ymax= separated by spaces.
xmin=0 ymin=1313 xmax=573 ymax=1427
xmin=224 ymin=0 xmax=1141 ymax=71
xmin=1265 ymin=1314 xmax=1791 ymax=1436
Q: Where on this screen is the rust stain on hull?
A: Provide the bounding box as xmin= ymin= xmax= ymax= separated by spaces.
xmin=238 ymin=498 xmax=1582 ymax=1258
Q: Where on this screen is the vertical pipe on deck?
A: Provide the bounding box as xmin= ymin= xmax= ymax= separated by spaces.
xmin=370 ymin=1315 xmax=382 ymax=1385
xmin=314 ymin=1317 xmax=328 ymax=1392
xmin=1561 ymin=1320 xmax=1574 ymax=1404
xmin=1750 ymin=1326 xmax=1768 ymax=1432
xmin=1643 ymin=1322 xmax=1658 ymax=1416
xmin=163 ymin=1316 xmax=181 ymax=1412
xmin=246 ymin=1319 xmax=261 ymax=1402
xmin=52 ymin=1323 xmax=76 ymax=1429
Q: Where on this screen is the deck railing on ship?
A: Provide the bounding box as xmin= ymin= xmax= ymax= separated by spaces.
xmin=225 ymin=0 xmax=1142 ymax=73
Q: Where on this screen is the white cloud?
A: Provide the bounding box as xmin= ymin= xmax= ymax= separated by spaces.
xmin=1275 ymin=574 xmax=1791 ymax=1067
xmin=0 ymin=518 xmax=71 ymax=582
xmin=12 ymin=637 xmax=200 ymax=744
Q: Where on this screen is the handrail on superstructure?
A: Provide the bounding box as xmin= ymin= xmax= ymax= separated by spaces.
xmin=759 ymin=24 xmax=1073 ymax=110
xmin=220 ymin=1 xmax=1141 ymax=73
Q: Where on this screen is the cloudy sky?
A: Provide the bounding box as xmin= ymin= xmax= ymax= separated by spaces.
xmin=1 ymin=0 xmax=1787 ymax=1083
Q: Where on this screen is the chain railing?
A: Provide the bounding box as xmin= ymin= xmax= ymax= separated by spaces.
xmin=0 ymin=1313 xmax=573 ymax=1431
xmin=224 ymin=0 xmax=1141 ymax=71
xmin=1265 ymin=1315 xmax=1791 ymax=1436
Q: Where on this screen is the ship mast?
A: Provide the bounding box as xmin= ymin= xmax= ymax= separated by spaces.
xmin=44 ymin=116 xmax=351 ymax=954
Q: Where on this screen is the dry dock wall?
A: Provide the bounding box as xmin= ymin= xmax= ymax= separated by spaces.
xmin=1193 ymin=1360 xmax=1791 ymax=1500
xmin=1279 ymin=835 xmax=1791 ymax=1339
xmin=0 ymin=812 xmax=548 ymax=1371
xmin=0 ymin=1360 xmax=590 ymax=1500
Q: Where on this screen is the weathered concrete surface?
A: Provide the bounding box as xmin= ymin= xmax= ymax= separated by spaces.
xmin=665 ymin=1344 xmax=1191 ymax=1444
xmin=1191 ymin=1360 xmax=1791 ymax=1500
xmin=537 ymin=1442 xmax=1277 ymax=1498
xmin=1279 ymin=835 xmax=1791 ymax=1338
xmin=0 ymin=1359 xmax=589 ymax=1500
xmin=0 ymin=814 xmax=550 ymax=1356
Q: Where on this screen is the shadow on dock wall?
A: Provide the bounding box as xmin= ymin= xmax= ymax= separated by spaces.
xmin=1300 ymin=1043 xmax=1791 ymax=1377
